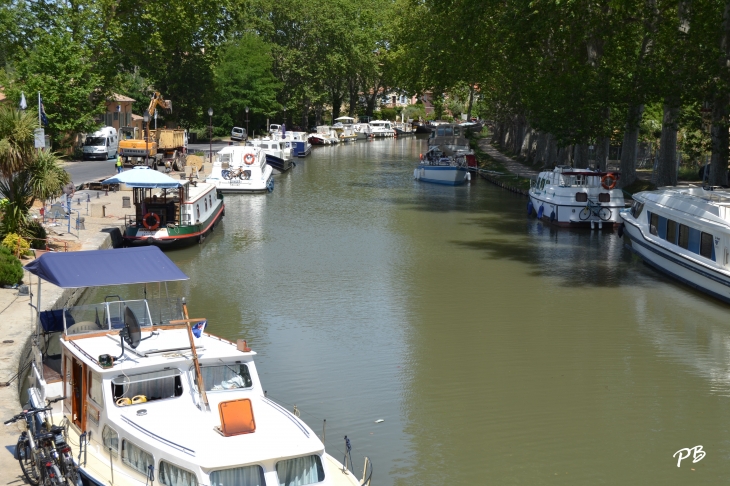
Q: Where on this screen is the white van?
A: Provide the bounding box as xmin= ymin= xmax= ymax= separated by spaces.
xmin=83 ymin=127 xmax=118 ymax=160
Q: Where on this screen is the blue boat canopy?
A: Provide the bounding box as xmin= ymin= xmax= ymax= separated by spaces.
xmin=102 ymin=166 xmax=183 ymax=189
xmin=24 ymin=247 xmax=189 ymax=288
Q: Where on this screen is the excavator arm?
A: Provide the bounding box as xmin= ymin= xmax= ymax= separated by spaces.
xmin=147 ymin=92 xmax=172 ymax=118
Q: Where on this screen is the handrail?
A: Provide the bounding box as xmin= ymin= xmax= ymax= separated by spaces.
xmin=360 ymin=457 xmax=373 ymax=486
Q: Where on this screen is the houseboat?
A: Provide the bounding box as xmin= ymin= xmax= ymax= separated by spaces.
xmin=369 ymin=121 xmax=395 ymax=138
xmin=206 ymin=145 xmax=274 ymax=193
xmin=104 ymin=167 xmax=224 ymax=248
xmin=528 ymin=167 xmax=625 ymax=228
xmin=620 ymin=187 xmax=730 ymax=303
xmin=22 ymin=247 xmax=373 ymax=486
xmin=246 ymin=138 xmax=294 ymax=173
xmin=415 ymin=123 xmax=476 ymax=185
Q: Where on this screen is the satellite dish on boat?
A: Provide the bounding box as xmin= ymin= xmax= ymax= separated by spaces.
xmin=123 ymin=306 xmax=141 ymax=349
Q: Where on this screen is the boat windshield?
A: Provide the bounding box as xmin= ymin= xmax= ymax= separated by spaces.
xmin=194 ymin=363 xmax=253 ymax=391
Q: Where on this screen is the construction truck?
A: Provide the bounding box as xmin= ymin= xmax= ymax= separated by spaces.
xmin=118 ymin=92 xmax=172 ymax=166
xmin=155 ymin=128 xmax=188 ymax=171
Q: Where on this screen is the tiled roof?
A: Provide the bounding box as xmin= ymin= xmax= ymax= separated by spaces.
xmin=111 ymin=93 xmax=136 ymax=102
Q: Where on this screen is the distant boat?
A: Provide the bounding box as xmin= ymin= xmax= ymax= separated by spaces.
xmin=206 ymin=145 xmax=274 ymax=193
xmin=621 ymin=187 xmax=730 ymax=303
xmin=369 ymin=120 xmax=395 ymax=137
xmin=414 ymin=123 xmax=474 ymax=185
xmin=247 ymin=138 xmax=295 ymax=173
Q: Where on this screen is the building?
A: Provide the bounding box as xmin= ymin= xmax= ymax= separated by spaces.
xmin=103 ymin=94 xmax=135 ymax=130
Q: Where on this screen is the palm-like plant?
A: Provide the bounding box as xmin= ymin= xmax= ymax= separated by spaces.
xmin=0 ymin=106 xmax=70 ymax=237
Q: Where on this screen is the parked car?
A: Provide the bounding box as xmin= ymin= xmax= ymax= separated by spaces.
xmin=231 ymin=126 xmax=247 ymax=141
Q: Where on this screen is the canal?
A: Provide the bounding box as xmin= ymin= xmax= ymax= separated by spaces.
xmin=92 ymin=137 xmax=730 ymax=484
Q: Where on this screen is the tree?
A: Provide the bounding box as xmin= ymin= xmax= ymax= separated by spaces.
xmin=213 ymin=35 xmax=282 ymax=131
xmin=0 ymin=106 xmax=69 ymax=237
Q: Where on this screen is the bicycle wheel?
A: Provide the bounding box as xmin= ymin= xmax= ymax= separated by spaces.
xmin=599 ymin=207 xmax=611 ymax=221
xmin=579 ymin=207 xmax=592 ymax=220
xmin=18 ymin=442 xmax=41 ymax=486
xmin=222 ymin=170 xmax=232 ymax=181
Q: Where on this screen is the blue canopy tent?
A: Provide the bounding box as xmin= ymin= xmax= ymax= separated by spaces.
xmin=24 ymin=247 xmax=188 ymax=288
xmin=102 ymin=166 xmax=183 ymax=189
xmin=25 ymin=247 xmax=189 ymax=332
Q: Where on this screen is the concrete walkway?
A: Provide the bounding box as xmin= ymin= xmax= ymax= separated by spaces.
xmin=477 ymin=138 xmax=540 ymax=179
xmin=0 ymin=164 xmax=212 ymax=484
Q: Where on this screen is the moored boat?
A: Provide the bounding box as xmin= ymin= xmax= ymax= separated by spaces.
xmin=620 ymin=187 xmax=730 ymax=303
xmin=246 ymin=138 xmax=295 ymax=173
xmin=414 ymin=147 xmax=471 ymax=185
xmin=206 ymin=145 xmax=274 ymax=193
xmin=369 ymin=120 xmax=395 ymax=138
xmin=528 ymin=166 xmax=625 ymax=228
xmin=22 ymin=248 xmax=374 ymax=486
xmin=104 ymin=167 xmax=224 ymax=248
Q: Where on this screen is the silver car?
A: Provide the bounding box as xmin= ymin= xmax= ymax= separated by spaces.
xmin=231 ymin=127 xmax=247 ymax=141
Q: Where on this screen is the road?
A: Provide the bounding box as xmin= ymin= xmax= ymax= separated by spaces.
xmin=63 ymin=142 xmax=235 ymax=187
xmin=63 ymin=159 xmax=116 ymax=186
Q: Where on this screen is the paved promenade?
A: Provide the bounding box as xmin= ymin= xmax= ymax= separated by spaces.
xmin=0 ymin=163 xmax=210 ymax=485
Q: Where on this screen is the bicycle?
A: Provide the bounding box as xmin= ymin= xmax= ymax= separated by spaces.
xmin=6 ymin=397 xmax=80 ymax=486
xmin=579 ymin=198 xmax=611 ymax=222
xmin=222 ymin=167 xmax=252 ymax=180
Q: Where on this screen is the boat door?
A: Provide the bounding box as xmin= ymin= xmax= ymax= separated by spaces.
xmin=64 ymin=353 xmax=87 ymax=429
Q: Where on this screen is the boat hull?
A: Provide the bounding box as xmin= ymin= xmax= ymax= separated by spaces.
xmin=265 ymin=154 xmax=294 ymax=173
xmin=415 ymin=165 xmax=468 ymax=185
xmin=123 ymin=203 xmax=224 ymax=248
xmin=528 ymin=192 xmax=623 ymax=227
xmin=621 ymin=211 xmax=730 ymax=303
xmin=289 ymin=140 xmax=312 ymax=157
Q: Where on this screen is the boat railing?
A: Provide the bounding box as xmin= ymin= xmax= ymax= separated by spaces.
xmin=360 ymin=457 xmax=373 ymax=486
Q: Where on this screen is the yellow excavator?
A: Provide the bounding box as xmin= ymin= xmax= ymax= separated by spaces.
xmin=119 ymin=92 xmax=172 ymax=166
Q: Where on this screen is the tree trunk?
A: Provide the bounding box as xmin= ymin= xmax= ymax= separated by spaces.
xmin=466 ymin=86 xmax=475 ymax=120
xmin=557 ymin=146 xmax=569 ymax=165
xmin=546 ymin=135 xmax=558 ymax=168
xmin=573 ymin=144 xmax=589 ymax=169
xmin=655 ymin=102 xmax=680 ymax=187
xmin=521 ymin=127 xmax=533 ymax=160
xmin=710 ymin=94 xmax=730 ymax=186
xmin=535 ymin=132 xmax=547 ymax=166
xmin=619 ymin=104 xmax=644 ymax=188
xmin=595 ymin=136 xmax=610 ymax=172
xmin=301 ymin=97 xmax=309 ymax=130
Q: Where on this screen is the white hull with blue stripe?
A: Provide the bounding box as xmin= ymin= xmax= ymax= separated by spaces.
xmin=620 ymin=187 xmax=730 ymax=303
xmin=414 ymin=164 xmax=469 ymax=185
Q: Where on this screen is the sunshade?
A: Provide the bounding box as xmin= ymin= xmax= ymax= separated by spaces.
xmin=102 ymin=166 xmax=182 ymax=189
xmin=335 ymin=116 xmax=354 ymax=121
xmin=24 ymin=247 xmax=189 ymax=288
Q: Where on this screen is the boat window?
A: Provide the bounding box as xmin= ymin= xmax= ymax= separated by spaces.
xmin=678 ymin=224 xmax=690 ymax=249
xmin=193 ymin=363 xmax=253 ymax=392
xmin=649 ymin=213 xmax=659 ymax=236
xmin=444 ymin=127 xmax=453 ymax=136
xmin=276 ymin=455 xmax=325 ymax=486
xmin=159 ymin=460 xmax=199 ymax=486
xmin=209 ymin=465 xmax=265 ymax=486
xmin=700 ymin=232 xmax=714 ymax=260
xmin=88 ymin=370 xmax=104 ymax=408
xmin=219 ymin=154 xmax=231 ymax=165
xmin=436 ymin=128 xmax=445 ymax=136
xmin=112 ymin=368 xmax=183 ymax=406
xmin=260 ymin=144 xmax=268 ymax=149
xmin=575 ymin=193 xmax=587 ymax=202
xmin=598 ymin=193 xmax=610 ymax=203
xmin=665 ymin=219 xmax=678 ymax=244
xmin=204 ymin=199 xmax=208 ymax=211
xmin=102 ymin=425 xmax=119 ymax=457
xmin=630 ymin=202 xmax=644 ymax=219
xmin=122 ymin=439 xmax=154 ymax=476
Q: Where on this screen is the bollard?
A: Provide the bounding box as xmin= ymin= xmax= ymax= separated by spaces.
xmin=97 ymin=191 xmax=100 ymax=199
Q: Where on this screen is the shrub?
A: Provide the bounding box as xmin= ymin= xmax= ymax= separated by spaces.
xmin=25 ymin=221 xmax=47 ymax=250
xmin=0 ymin=246 xmax=23 ymax=285
xmin=2 ymin=233 xmax=32 ymax=257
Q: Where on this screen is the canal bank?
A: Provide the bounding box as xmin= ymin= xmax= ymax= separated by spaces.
xmin=0 ymin=185 xmax=133 ymax=484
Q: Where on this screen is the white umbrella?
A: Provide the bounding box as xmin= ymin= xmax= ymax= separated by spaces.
xmin=103 ymin=166 xmax=182 ymax=189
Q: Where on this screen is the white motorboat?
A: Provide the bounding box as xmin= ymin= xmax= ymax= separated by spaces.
xmin=528 ymin=166 xmax=625 ymax=228
xmin=620 ymin=187 xmax=730 ymax=303
xmin=352 ymin=123 xmax=371 ymax=140
xmin=369 ymin=121 xmax=395 ymax=138
xmin=315 ymin=126 xmax=339 ymax=144
xmin=276 ymin=131 xmax=312 ymax=157
xmin=333 ymin=117 xmax=358 ymax=142
xmin=413 ymin=146 xmax=471 ymax=185
xmin=207 ymin=145 xmax=274 ymax=193
xmin=23 ymin=248 xmax=373 ymax=486
xmin=246 ymin=138 xmax=295 ymax=173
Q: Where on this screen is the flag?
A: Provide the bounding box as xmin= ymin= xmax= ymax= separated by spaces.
xmin=19 ymin=92 xmax=27 ymax=110
xmin=192 ymin=320 xmax=207 ymax=338
xmin=39 ymin=94 xmax=49 ymax=126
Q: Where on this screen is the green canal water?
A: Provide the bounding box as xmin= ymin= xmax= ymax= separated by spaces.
xmin=90 ymin=138 xmax=730 ymax=484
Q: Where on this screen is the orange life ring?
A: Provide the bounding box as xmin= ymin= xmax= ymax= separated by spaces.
xmin=142 ymin=212 xmax=160 ymax=230
xmin=419 ymin=153 xmax=423 ymax=161
xmin=244 ymin=153 xmax=255 ymax=165
xmin=601 ymin=173 xmax=618 ymax=190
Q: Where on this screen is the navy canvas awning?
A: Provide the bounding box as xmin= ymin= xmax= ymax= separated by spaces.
xmin=24 ymin=247 xmax=189 ymax=288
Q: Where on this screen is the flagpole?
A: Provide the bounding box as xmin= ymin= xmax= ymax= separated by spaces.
xmin=38 ymin=92 xmax=41 ymax=126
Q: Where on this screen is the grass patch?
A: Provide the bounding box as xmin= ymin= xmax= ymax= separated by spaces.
xmin=622 ymin=179 xmax=656 ymax=197
xmin=678 ymin=165 xmax=701 ymax=182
